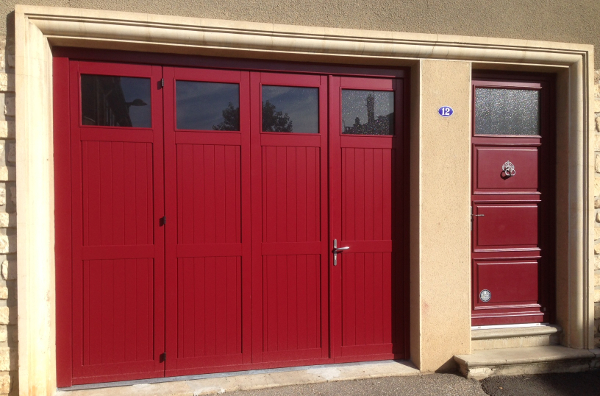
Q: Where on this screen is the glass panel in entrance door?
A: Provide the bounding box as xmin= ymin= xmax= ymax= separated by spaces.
xmin=475 ymin=88 xmax=540 ymax=136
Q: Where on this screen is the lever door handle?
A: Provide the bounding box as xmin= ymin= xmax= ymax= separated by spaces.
xmin=333 ymin=239 xmax=350 ymax=266
xmin=474 ymin=214 xmax=485 ymax=217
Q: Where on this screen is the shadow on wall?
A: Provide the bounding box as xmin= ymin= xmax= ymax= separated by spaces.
xmin=6 ymin=11 xmax=12 ymax=56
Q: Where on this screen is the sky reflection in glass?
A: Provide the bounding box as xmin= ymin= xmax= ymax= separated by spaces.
xmin=262 ymin=86 xmax=319 ymax=133
xmin=176 ymin=81 xmax=240 ymax=131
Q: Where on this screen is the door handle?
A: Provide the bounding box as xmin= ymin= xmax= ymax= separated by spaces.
xmin=333 ymin=239 xmax=350 ymax=266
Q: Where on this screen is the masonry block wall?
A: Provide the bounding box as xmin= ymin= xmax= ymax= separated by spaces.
xmin=595 ymin=69 xmax=600 ymax=348
xmin=0 ymin=37 xmax=16 ymax=396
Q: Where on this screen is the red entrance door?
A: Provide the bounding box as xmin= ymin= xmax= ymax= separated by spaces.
xmin=56 ymin=57 xmax=407 ymax=386
xmin=471 ymin=75 xmax=555 ymax=326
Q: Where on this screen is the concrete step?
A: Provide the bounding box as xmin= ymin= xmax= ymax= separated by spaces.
xmin=454 ymin=345 xmax=600 ymax=380
xmin=56 ymin=361 xmax=420 ymax=396
xmin=471 ymin=324 xmax=561 ymax=351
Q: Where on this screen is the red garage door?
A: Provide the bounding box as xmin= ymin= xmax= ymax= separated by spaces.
xmin=54 ymin=58 xmax=407 ymax=386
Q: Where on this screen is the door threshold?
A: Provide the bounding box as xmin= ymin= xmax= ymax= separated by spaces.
xmin=471 ymin=323 xmax=549 ymax=330
xmin=58 ymin=360 xmax=419 ymax=394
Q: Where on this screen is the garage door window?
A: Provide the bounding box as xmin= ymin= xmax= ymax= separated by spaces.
xmin=81 ymin=74 xmax=151 ymax=128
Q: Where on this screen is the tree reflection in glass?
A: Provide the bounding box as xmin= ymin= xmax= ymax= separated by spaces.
xmin=262 ymin=86 xmax=318 ymax=133
xmin=176 ymin=81 xmax=240 ymax=131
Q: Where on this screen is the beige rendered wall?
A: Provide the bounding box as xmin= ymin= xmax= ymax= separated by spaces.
xmin=2 ymin=1 xmax=600 ymax=64
xmin=410 ymin=59 xmax=472 ymax=372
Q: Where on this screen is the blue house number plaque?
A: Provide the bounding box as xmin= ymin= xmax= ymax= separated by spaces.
xmin=438 ymin=106 xmax=453 ymax=117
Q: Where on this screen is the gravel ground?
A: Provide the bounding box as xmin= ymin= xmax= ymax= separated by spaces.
xmin=480 ymin=371 xmax=600 ymax=396
xmin=226 ymin=370 xmax=600 ymax=396
xmin=227 ymin=374 xmax=487 ymax=396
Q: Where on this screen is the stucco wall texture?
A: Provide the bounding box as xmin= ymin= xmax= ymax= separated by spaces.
xmin=1 ymin=1 xmax=599 ymax=64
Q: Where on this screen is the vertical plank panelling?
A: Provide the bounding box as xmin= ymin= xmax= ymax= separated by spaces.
xmin=82 ymin=142 xmax=154 ymax=246
xmin=382 ymin=252 xmax=393 ymax=342
xmin=373 ymin=254 xmax=384 ymax=344
xmin=332 ymin=76 xmax=401 ymax=362
xmin=262 ymin=255 xmax=321 ymax=353
xmin=306 ymin=147 xmax=318 ymax=242
xmin=261 ymin=145 xmax=323 ymax=356
xmin=124 ymin=258 xmax=137 ymax=362
xmin=342 ymin=253 xmax=356 ymax=347
xmin=373 ymin=149 xmax=383 ymax=241
xmin=123 ymin=143 xmax=137 ymax=246
xmin=364 ymin=149 xmax=374 ymax=241
xmin=175 ymin=143 xmax=243 ymax=360
xmin=82 ymin=259 xmax=155 ymax=364
xmin=339 ymin=146 xmax=395 ymax=352
xmin=262 ymin=146 xmax=320 ymax=243
xmin=382 ymin=150 xmax=392 ymax=241
xmin=296 ymin=254 xmax=308 ymax=349
xmin=177 ymin=256 xmax=242 ymax=358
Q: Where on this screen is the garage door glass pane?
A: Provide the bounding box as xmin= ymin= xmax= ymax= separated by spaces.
xmin=262 ymin=86 xmax=319 ymax=133
xmin=81 ymin=75 xmax=151 ymax=128
xmin=342 ymin=90 xmax=394 ymax=135
xmin=475 ymin=88 xmax=540 ymax=136
xmin=176 ymin=81 xmax=240 ymax=131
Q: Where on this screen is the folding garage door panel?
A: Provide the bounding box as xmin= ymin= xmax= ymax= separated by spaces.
xmin=70 ymin=62 xmax=165 ymax=383
xmin=329 ymin=76 xmax=402 ymax=361
xmin=260 ymin=145 xmax=324 ymax=358
xmin=250 ymin=73 xmax=330 ymax=363
xmin=163 ymin=68 xmax=252 ymax=375
xmin=175 ymin=145 xmax=243 ymax=364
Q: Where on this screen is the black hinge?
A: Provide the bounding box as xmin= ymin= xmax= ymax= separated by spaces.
xmin=160 ymin=352 xmax=166 ymax=362
xmin=160 ymin=216 xmax=166 ymax=226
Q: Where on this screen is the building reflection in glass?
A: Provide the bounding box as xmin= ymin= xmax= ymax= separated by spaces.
xmin=81 ymin=75 xmax=151 ymax=128
xmin=342 ymin=90 xmax=394 ymax=135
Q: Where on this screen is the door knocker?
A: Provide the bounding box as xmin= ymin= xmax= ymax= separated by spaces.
xmin=501 ymin=160 xmax=516 ymax=179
